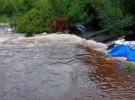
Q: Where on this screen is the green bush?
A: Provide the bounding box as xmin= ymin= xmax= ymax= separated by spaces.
xmin=121 ymin=0 xmax=135 ymax=15
xmin=51 ymin=0 xmax=90 ymax=24
xmin=0 ymin=0 xmax=22 ymax=16
xmin=9 ymin=0 xmax=91 ymax=36
xmin=0 ymin=0 xmax=134 ymax=36
xmin=12 ymin=9 xmax=45 ymax=36
xmin=90 ymin=0 xmax=133 ymax=34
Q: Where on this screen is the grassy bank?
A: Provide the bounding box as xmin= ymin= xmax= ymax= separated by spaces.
xmin=0 ymin=0 xmax=134 ymax=36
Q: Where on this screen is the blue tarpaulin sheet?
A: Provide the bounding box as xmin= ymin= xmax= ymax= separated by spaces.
xmin=109 ymin=45 xmax=135 ymax=62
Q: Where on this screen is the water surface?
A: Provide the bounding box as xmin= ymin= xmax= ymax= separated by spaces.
xmin=0 ymin=29 xmax=135 ymax=100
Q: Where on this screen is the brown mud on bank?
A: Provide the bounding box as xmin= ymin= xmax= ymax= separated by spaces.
xmin=59 ymin=48 xmax=135 ymax=100
xmin=85 ymin=48 xmax=135 ymax=99
xmin=58 ymin=47 xmax=135 ymax=100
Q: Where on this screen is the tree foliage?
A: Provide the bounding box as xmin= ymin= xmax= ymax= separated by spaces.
xmin=0 ymin=0 xmax=134 ymax=36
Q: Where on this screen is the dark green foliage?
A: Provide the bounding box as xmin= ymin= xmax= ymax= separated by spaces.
xmin=124 ymin=62 xmax=133 ymax=72
xmin=0 ymin=0 xmax=91 ymax=36
xmin=121 ymin=0 xmax=135 ymax=15
xmin=0 ymin=0 xmax=134 ymax=36
xmin=123 ymin=62 xmax=135 ymax=75
xmin=13 ymin=9 xmax=45 ymax=36
xmin=90 ymin=0 xmax=133 ymax=34
xmin=0 ymin=0 xmax=20 ymax=16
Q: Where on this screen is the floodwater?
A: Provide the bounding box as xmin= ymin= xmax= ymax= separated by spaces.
xmin=0 ymin=28 xmax=135 ymax=100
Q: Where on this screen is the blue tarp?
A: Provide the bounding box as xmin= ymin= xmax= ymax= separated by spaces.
xmin=109 ymin=45 xmax=135 ymax=62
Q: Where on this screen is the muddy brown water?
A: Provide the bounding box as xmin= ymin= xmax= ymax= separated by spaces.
xmin=0 ymin=29 xmax=135 ymax=100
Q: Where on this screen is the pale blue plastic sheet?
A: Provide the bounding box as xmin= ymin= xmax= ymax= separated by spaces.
xmin=109 ymin=45 xmax=135 ymax=62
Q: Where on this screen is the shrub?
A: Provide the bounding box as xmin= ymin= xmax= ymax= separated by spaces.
xmin=121 ymin=0 xmax=135 ymax=15
xmin=89 ymin=0 xmax=133 ymax=34
xmin=0 ymin=0 xmax=23 ymax=16
xmin=124 ymin=62 xmax=135 ymax=73
xmin=0 ymin=0 xmax=134 ymax=36
xmin=12 ymin=9 xmax=45 ymax=36
xmin=8 ymin=0 xmax=91 ymax=35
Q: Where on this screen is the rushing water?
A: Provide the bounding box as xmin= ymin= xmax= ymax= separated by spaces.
xmin=0 ymin=28 xmax=135 ymax=100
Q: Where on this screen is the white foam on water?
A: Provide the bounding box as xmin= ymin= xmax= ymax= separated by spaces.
xmin=6 ymin=33 xmax=108 ymax=53
xmin=0 ymin=37 xmax=10 ymax=42
xmin=0 ymin=26 xmax=108 ymax=53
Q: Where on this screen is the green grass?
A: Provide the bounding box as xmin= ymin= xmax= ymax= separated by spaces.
xmin=123 ymin=62 xmax=135 ymax=75
xmin=124 ymin=62 xmax=133 ymax=72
